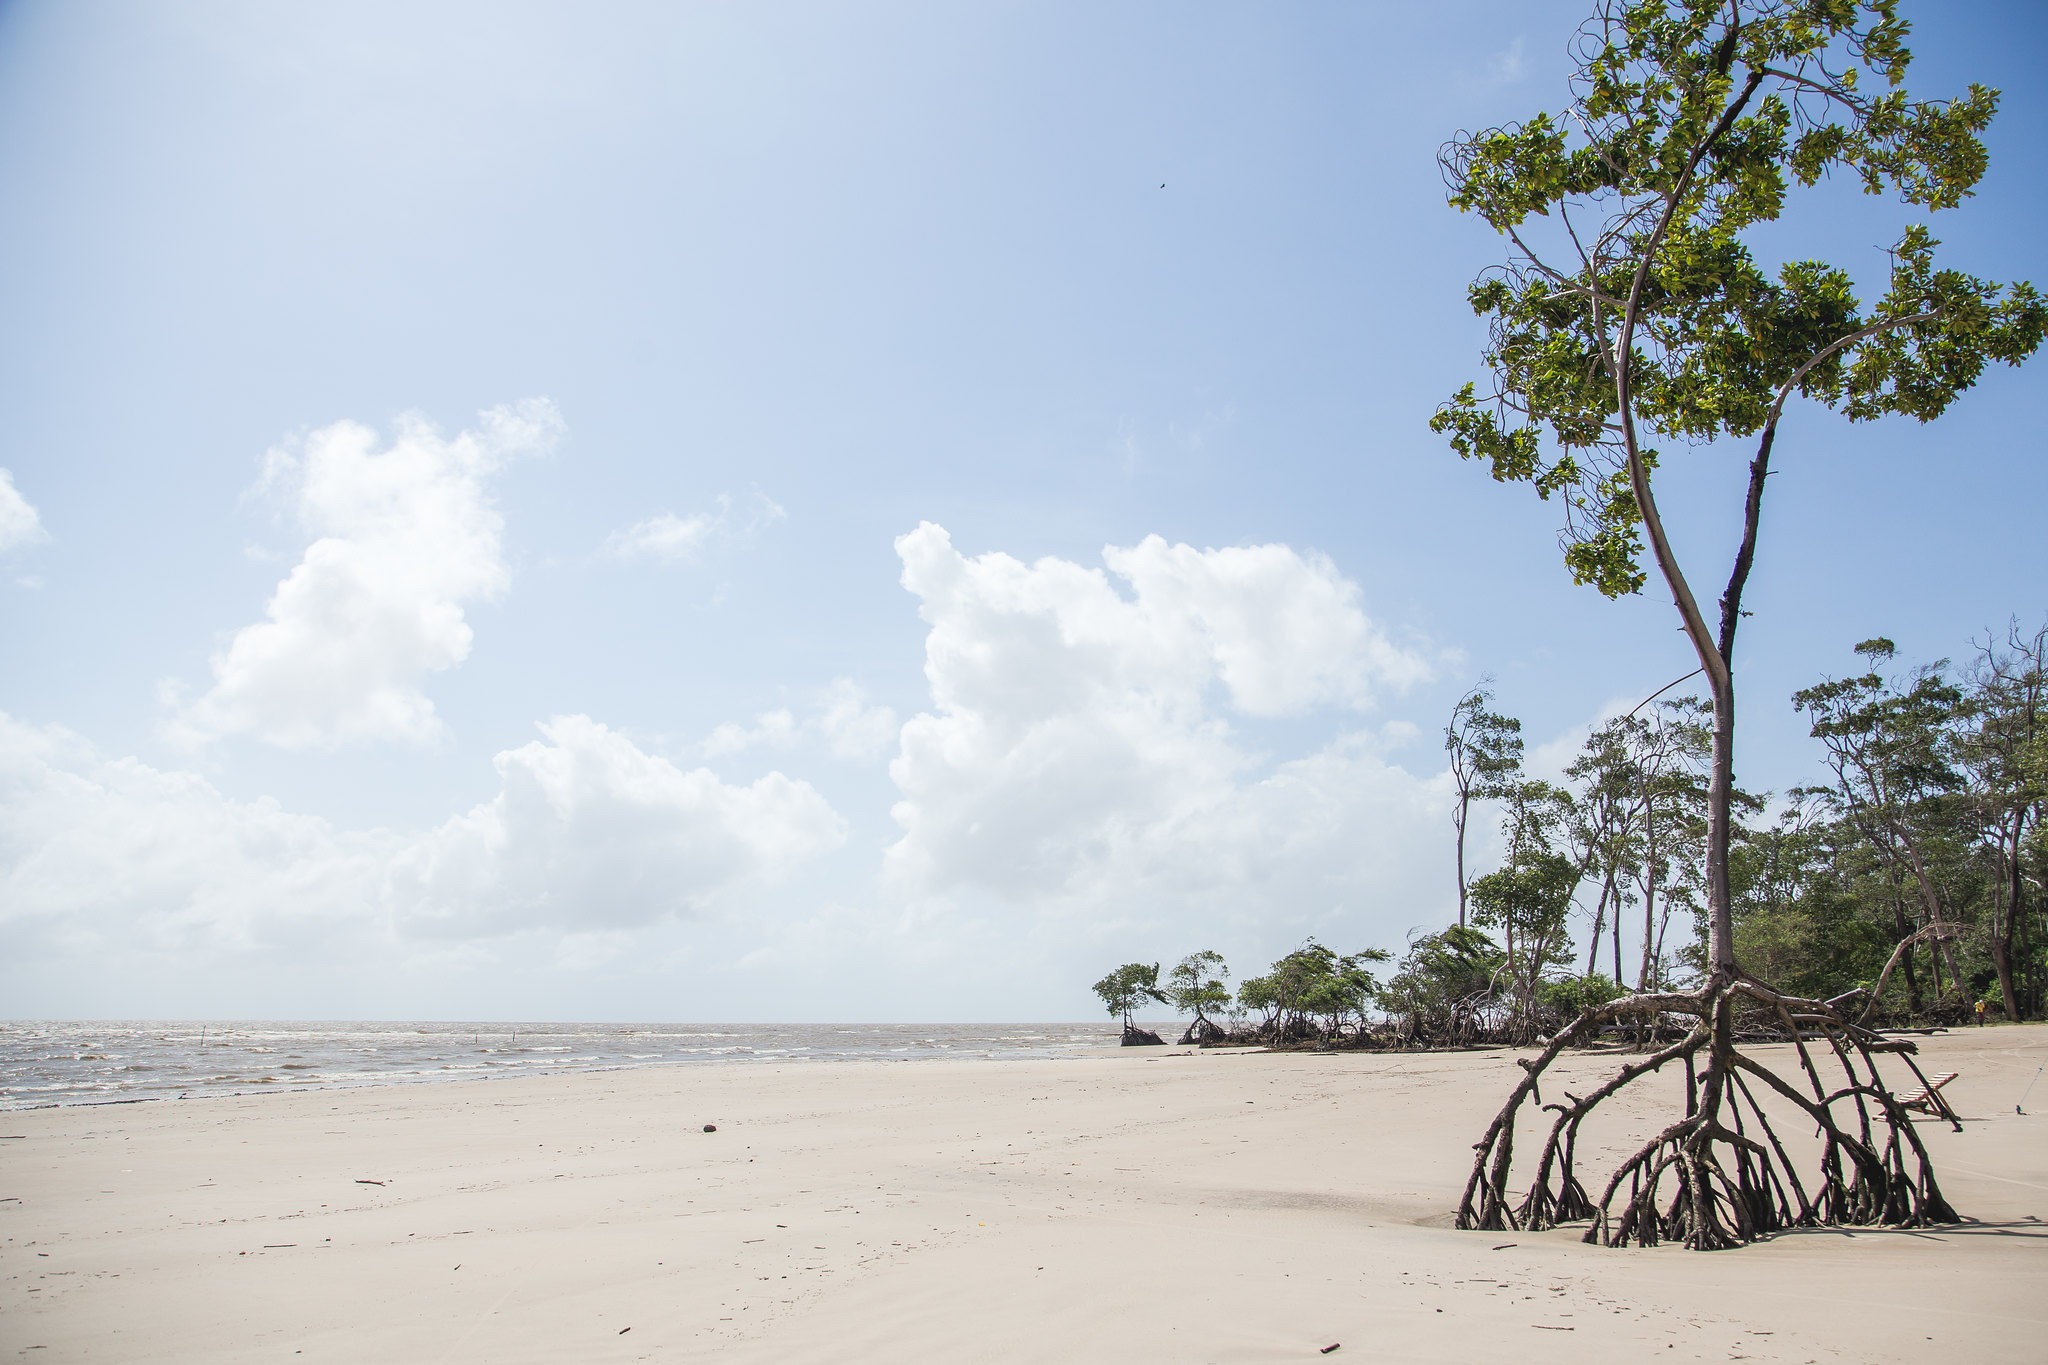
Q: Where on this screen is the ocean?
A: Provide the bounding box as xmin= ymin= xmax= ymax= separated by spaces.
xmin=0 ymin=1020 xmax=1118 ymax=1110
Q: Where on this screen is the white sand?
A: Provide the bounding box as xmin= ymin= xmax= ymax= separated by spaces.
xmin=3 ymin=1026 xmax=2043 ymax=1363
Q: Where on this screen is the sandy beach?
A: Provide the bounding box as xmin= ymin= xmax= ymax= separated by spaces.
xmin=3 ymin=1026 xmax=2043 ymax=1363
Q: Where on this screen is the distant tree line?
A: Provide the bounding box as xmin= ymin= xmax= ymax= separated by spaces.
xmin=1093 ymin=622 xmax=2047 ymax=1047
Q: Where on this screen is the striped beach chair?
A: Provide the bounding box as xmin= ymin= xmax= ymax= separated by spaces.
xmin=1897 ymin=1070 xmax=1960 ymax=1125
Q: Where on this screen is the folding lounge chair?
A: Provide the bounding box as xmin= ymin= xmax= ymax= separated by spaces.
xmin=1897 ymin=1070 xmax=1960 ymax=1126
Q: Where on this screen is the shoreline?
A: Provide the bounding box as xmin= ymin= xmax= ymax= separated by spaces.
xmin=4 ymin=1027 xmax=2043 ymax=1362
xmin=0 ymin=1019 xmax=1126 ymax=1113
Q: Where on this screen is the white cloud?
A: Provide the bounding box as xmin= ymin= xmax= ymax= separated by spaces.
xmin=393 ymin=714 xmax=845 ymax=938
xmin=882 ymin=523 xmax=1440 ymax=922
xmin=0 ymin=713 xmax=390 ymax=957
xmin=0 ymin=468 xmax=49 ymax=554
xmin=1104 ymin=535 xmax=1428 ymax=716
xmin=814 ymin=679 xmax=900 ymax=759
xmin=165 ymin=400 xmax=562 ymax=750
xmin=704 ymin=707 xmax=801 ymax=756
xmin=607 ymin=510 xmax=717 ymax=562
xmin=1454 ymin=36 xmax=1530 ymax=96
xmin=1491 ymin=36 xmax=1528 ymax=84
xmin=0 ymin=711 xmax=843 ymax=961
xmin=605 ymin=488 xmax=786 ymax=564
xmin=702 ymin=678 xmax=899 ymax=761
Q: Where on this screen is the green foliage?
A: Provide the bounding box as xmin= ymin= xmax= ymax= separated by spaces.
xmin=1100 ymin=619 xmax=2047 ymax=1043
xmin=1472 ymin=846 xmax=1583 ymax=1038
xmin=1091 ymin=962 xmax=1167 ymax=1029
xmin=1539 ymin=972 xmax=1626 ymax=1022
xmin=1446 ymin=686 xmax=1525 ymax=800
xmin=1470 ymin=854 xmax=1581 ymax=947
xmin=1230 ymin=941 xmax=1392 ymax=1043
xmin=1165 ymin=951 xmax=1233 ymax=1025
xmin=1381 ymin=925 xmax=1508 ymax=1045
xmin=1447 ymin=684 xmax=1529 ymax=922
xmin=1793 ymin=639 xmax=1976 ymax=1004
xmin=1234 ymin=973 xmax=1278 ymax=1026
xmin=1562 ymin=699 xmax=1720 ymax=987
xmin=1718 ymin=626 xmax=2048 ymax=1019
xmin=1432 ymin=0 xmax=2043 ymax=598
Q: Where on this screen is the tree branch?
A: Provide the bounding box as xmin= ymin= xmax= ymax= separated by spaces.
xmin=1763 ymin=311 xmax=1940 ymax=431
xmin=1716 ymin=421 xmax=1774 ymax=664
xmin=1615 ymin=68 xmax=1767 ymax=695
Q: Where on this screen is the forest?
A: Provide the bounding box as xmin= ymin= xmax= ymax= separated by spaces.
xmin=1094 ymin=620 xmax=2047 ymax=1049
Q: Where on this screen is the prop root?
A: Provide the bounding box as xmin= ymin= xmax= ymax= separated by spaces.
xmin=1455 ymin=972 xmax=1956 ymax=1249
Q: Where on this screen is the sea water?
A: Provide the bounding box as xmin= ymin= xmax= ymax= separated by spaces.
xmin=0 ymin=1020 xmax=1116 ymax=1110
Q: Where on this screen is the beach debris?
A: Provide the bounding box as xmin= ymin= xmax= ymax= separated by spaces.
xmin=1491 ymin=1243 xmax=1516 ymax=1250
xmin=354 ymin=1179 xmax=386 ymax=1186
xmin=1319 ymin=1344 xmax=1341 ymax=1354
xmin=617 ymin=1327 xmax=631 ymax=1335
xmin=703 ymin=1124 xmax=718 ymax=1133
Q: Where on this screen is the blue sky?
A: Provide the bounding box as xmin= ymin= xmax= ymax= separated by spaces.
xmin=1 ymin=1 xmax=2042 ymax=1021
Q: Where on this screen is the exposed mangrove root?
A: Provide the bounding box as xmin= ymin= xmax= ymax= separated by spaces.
xmin=1455 ymin=971 xmax=1958 ymax=1250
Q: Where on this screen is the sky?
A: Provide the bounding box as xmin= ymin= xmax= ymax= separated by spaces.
xmin=0 ymin=0 xmax=2042 ymax=1022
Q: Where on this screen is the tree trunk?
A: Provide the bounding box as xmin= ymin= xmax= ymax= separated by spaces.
xmin=1587 ymin=875 xmax=1612 ymax=977
xmin=1888 ymin=888 xmax=1923 ymax=1013
xmin=1997 ymin=809 xmax=2026 ymax=1020
xmin=1638 ymin=818 xmax=1659 ymax=992
xmin=1455 ymin=794 xmax=1470 ymax=928
xmin=1706 ymin=675 xmax=1737 ymax=974
xmin=1898 ymin=838 xmax=1958 ymax=996
xmin=1613 ymin=887 xmax=1624 ymax=985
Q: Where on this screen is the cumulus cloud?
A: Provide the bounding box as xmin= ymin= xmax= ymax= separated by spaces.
xmin=165 ymin=400 xmax=562 ymax=750
xmin=0 ymin=711 xmax=843 ymax=958
xmin=883 ymin=523 xmax=1440 ymax=920
xmin=702 ymin=679 xmax=899 ymax=761
xmin=393 ymin=715 xmax=845 ymax=937
xmin=0 ymin=468 xmax=49 ymax=554
xmin=0 ymin=714 xmax=391 ymax=956
xmin=605 ymin=489 xmax=786 ymax=564
xmin=1104 ymin=535 xmax=1428 ymax=715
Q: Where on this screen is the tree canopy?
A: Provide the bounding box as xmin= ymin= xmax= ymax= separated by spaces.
xmin=1432 ymin=0 xmax=2042 ymax=976
xmin=1091 ymin=962 xmax=1167 ymax=1031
